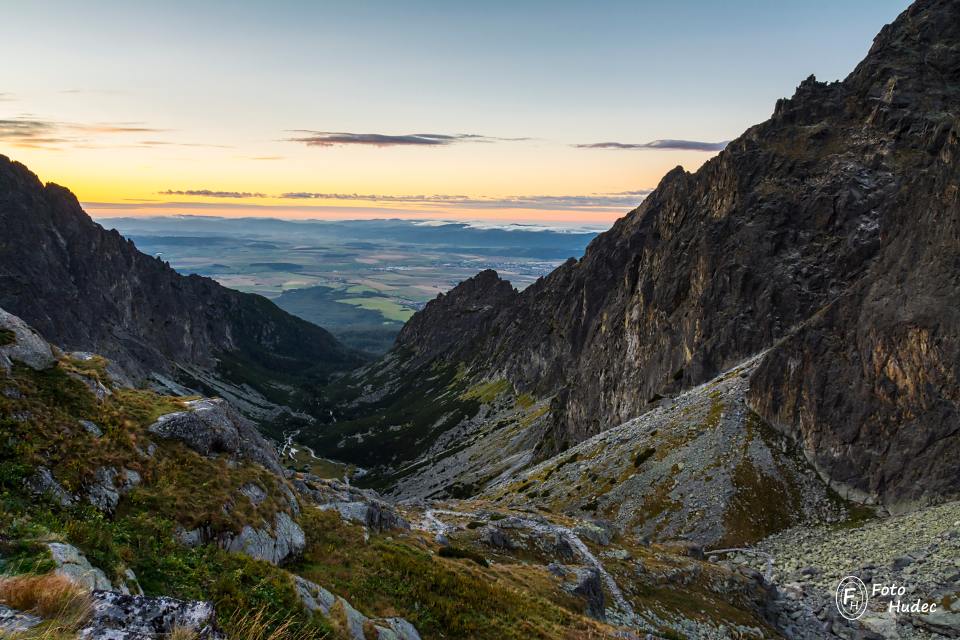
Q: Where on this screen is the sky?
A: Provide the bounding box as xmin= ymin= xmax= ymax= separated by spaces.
xmin=1 ymin=0 xmax=910 ymax=226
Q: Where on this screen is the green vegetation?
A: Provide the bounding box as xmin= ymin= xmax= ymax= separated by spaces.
xmin=461 ymin=379 xmax=510 ymax=404
xmin=302 ymin=359 xmax=483 ymax=474
xmin=0 ymin=328 xmax=15 ymax=346
xmin=0 ymin=360 xmax=330 ymax=639
xmin=295 ymin=510 xmax=603 ymax=640
xmin=335 ymin=297 xmax=413 ymax=323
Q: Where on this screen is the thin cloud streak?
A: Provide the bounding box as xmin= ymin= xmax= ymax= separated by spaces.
xmin=574 ymin=139 xmax=729 ymax=151
xmin=0 ymin=116 xmax=169 ymax=149
xmin=160 ymin=189 xmax=267 ymax=198
xmin=157 ymin=188 xmax=652 ymax=211
xmin=285 ymin=131 xmax=528 ymax=148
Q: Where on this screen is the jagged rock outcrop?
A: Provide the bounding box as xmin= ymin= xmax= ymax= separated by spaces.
xmin=294 ymin=475 xmax=410 ymax=532
xmin=0 ymin=158 xmax=365 ymax=403
xmin=222 ymin=511 xmax=306 ymax=566
xmin=396 ymin=269 xmax=518 ymax=363
xmin=360 ymin=0 xmax=960 ymax=510
xmin=148 ymin=398 xmax=285 ymax=475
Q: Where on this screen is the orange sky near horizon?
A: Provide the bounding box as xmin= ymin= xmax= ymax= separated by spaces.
xmin=4 ymin=141 xmax=718 ymax=225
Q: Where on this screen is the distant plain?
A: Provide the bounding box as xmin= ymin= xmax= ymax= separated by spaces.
xmin=101 ymin=216 xmax=601 ymax=353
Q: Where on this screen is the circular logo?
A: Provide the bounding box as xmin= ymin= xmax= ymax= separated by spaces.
xmin=836 ymin=576 xmax=869 ymax=620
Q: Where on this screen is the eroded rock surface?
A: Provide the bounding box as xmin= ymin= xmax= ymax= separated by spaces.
xmin=148 ymin=398 xmax=284 ymax=475
xmin=79 ymin=591 xmax=225 ymax=640
xmin=0 ymin=306 xmax=56 ymax=373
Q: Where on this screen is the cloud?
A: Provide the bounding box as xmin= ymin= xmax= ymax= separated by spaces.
xmin=137 ymin=140 xmax=232 ymax=149
xmin=574 ymin=139 xmax=728 ymax=151
xmin=153 ymin=188 xmax=651 ymax=211
xmin=0 ymin=118 xmax=70 ymax=148
xmin=277 ymin=189 xmax=652 ymax=211
xmin=286 ymin=131 xmax=526 ymax=148
xmin=0 ymin=116 xmax=167 ymax=149
xmin=159 ymin=189 xmax=266 ymax=198
xmin=0 ymin=93 xmax=15 ymax=102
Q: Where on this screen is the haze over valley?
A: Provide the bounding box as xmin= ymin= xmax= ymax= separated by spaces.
xmin=101 ymin=216 xmax=600 ymax=353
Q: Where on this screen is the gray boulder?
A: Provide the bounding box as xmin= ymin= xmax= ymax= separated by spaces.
xmin=0 ymin=307 xmax=56 ymax=373
xmin=479 ymin=525 xmax=515 ymax=550
xmin=0 ymin=604 xmax=42 ymax=634
xmin=295 ymin=576 xmax=338 ymax=616
xmin=86 ymin=467 xmax=141 ymax=513
xmin=48 ymin=542 xmax=114 ymax=591
xmin=223 ymin=512 xmax=305 ymax=565
xmin=148 ymin=398 xmax=284 ymax=475
xmin=79 ymin=591 xmax=224 ymax=639
xmin=26 ymin=467 xmax=75 ymax=507
xmin=87 ymin=467 xmax=121 ymax=513
xmin=297 ymin=476 xmax=409 ymax=532
xmin=80 ymin=420 xmax=103 ymax=437
xmin=294 ymin=576 xmax=421 ymax=640
xmin=573 ymin=521 xmax=613 ymax=546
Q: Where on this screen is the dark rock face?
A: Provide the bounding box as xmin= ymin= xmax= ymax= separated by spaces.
xmin=395 ymin=269 xmax=518 ymax=363
xmin=0 ymin=158 xmax=364 ymax=395
xmin=746 ymin=0 xmax=960 ymax=511
xmin=378 ymin=0 xmax=960 ymax=509
xmin=568 ymin=567 xmax=605 ymax=621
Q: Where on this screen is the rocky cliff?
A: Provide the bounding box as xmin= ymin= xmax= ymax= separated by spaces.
xmin=343 ymin=0 xmax=960 ymax=510
xmin=0 ymin=155 xmax=365 ymax=413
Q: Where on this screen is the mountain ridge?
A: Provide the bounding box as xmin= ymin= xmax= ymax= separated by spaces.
xmin=332 ymin=0 xmax=960 ymax=511
xmin=0 ymin=155 xmax=366 ymax=417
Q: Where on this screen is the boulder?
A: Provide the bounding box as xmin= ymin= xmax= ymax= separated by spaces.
xmin=573 ymin=521 xmax=613 ymax=546
xmin=294 ymin=576 xmax=338 ymax=616
xmin=26 ymin=467 xmax=75 ymax=507
xmin=299 ymin=476 xmax=409 ymax=532
xmin=148 ymin=398 xmax=284 ymax=475
xmin=48 ymin=542 xmax=113 ymax=591
xmin=80 ymin=420 xmax=103 ymax=437
xmin=86 ymin=467 xmax=121 ymax=513
xmin=479 ymin=525 xmax=515 ymax=550
xmin=295 ymin=576 xmax=421 ymax=640
xmin=0 ymin=604 xmax=42 ymax=634
xmin=223 ymin=512 xmax=305 ymax=565
xmin=0 ymin=307 xmax=56 ymax=373
xmin=79 ymin=591 xmax=224 ymax=639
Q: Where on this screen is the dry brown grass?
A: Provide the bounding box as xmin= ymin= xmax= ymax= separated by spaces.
xmin=168 ymin=626 xmax=199 ymax=640
xmin=0 ymin=573 xmax=92 ymax=639
xmin=222 ymin=606 xmax=330 ymax=640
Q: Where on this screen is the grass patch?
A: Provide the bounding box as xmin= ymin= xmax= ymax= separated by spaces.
xmin=0 ymin=573 xmax=92 ymax=630
xmin=295 ymin=509 xmax=602 ymax=639
xmin=461 ymin=379 xmax=510 ymax=404
xmin=0 ymin=328 xmax=15 ymax=346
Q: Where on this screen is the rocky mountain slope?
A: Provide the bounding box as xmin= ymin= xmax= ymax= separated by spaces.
xmin=0 ymin=155 xmax=365 ymax=420
xmin=320 ymin=0 xmax=960 ymax=514
xmin=2 ymin=306 xmax=850 ymax=639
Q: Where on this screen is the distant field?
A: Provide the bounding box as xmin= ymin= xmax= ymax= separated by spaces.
xmin=101 ymin=217 xmax=601 ymax=353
